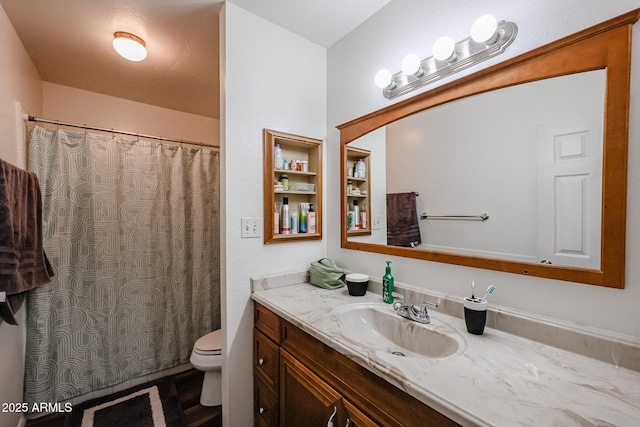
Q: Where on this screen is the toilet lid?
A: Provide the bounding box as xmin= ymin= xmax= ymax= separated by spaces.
xmin=194 ymin=329 xmax=222 ymax=353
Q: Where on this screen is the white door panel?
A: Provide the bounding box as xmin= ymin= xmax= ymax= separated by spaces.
xmin=536 ymin=120 xmax=602 ymax=269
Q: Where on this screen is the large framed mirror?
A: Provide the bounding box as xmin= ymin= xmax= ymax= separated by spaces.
xmin=338 ymin=10 xmax=640 ymax=289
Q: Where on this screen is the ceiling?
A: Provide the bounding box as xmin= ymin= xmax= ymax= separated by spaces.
xmin=0 ymin=0 xmax=391 ymax=120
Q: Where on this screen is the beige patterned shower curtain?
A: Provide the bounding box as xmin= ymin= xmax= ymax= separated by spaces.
xmin=24 ymin=126 xmax=220 ymax=404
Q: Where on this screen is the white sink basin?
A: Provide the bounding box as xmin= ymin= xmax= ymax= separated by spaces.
xmin=332 ymin=303 xmax=465 ymax=358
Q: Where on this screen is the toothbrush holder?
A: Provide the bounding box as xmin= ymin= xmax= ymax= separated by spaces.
xmin=464 ymin=297 xmax=487 ymax=335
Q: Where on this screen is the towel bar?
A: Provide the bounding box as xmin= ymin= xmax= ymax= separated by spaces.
xmin=420 ymin=213 xmax=489 ymax=221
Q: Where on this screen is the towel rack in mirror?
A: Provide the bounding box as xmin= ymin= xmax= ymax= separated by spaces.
xmin=420 ymin=213 xmax=489 ymax=221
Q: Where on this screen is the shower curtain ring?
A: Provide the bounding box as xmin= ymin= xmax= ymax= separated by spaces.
xmin=110 ymin=129 xmax=115 ymax=139
xmin=136 ymin=133 xmax=140 ymax=143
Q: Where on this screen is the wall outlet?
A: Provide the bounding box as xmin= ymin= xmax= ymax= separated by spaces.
xmin=241 ymin=217 xmax=261 ymax=238
xmin=372 ymin=215 xmax=381 ymax=230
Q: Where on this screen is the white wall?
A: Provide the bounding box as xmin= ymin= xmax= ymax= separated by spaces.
xmin=41 ymin=82 xmax=219 ymax=147
xmin=0 ymin=4 xmax=42 ymax=427
xmin=220 ymin=4 xmax=326 ymax=426
xmin=327 ymin=0 xmax=640 ymax=337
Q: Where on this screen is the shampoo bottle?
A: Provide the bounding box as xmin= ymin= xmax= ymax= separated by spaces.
xmin=382 ymin=261 xmax=394 ymax=304
xmin=353 ymin=200 xmax=360 ymax=230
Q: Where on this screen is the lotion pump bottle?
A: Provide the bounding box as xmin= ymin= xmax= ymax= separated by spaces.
xmin=382 ymin=261 xmax=394 ymax=304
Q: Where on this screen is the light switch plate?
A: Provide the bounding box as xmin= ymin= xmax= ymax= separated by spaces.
xmin=241 ymin=217 xmax=260 ymax=238
xmin=372 ymin=215 xmax=381 ymax=230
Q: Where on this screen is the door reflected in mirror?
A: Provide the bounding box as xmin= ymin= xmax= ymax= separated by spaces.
xmin=347 ymin=70 xmax=606 ymax=269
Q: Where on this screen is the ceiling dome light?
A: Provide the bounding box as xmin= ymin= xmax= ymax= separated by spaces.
xmin=374 ymin=69 xmax=395 ymax=89
xmin=432 ymin=36 xmax=456 ymax=62
xmin=471 ymin=15 xmax=498 ymax=44
xmin=401 ymin=54 xmax=423 ymax=76
xmin=113 ymin=31 xmax=147 ymax=61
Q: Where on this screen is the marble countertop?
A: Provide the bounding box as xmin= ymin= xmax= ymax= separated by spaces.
xmin=251 ymin=281 xmax=640 ymax=426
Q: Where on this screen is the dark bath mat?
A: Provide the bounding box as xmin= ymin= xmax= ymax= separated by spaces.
xmin=63 ymin=377 xmax=187 ymax=427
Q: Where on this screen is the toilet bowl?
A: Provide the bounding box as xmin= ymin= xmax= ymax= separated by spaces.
xmin=190 ymin=329 xmax=222 ymax=407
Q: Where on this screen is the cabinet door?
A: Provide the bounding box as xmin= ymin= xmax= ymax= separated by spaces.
xmin=255 ymin=330 xmax=280 ymax=390
xmin=255 ymin=376 xmax=278 ymax=427
xmin=343 ymin=400 xmax=379 ymax=427
xmin=280 ymin=350 xmax=345 ymax=427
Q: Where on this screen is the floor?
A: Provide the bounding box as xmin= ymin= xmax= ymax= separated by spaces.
xmin=25 ymin=369 xmax=222 ymax=427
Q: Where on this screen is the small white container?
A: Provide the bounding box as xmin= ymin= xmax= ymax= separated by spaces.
xmin=289 ymin=183 xmax=315 ymax=192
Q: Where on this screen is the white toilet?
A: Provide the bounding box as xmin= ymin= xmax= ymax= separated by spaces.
xmin=190 ymin=329 xmax=222 ymax=406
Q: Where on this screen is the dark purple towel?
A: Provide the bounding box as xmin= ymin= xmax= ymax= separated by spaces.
xmin=387 ymin=192 xmax=421 ymax=247
xmin=0 ymin=159 xmax=53 ymax=324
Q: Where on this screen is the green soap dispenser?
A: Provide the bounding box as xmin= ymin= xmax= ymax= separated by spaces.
xmin=382 ymin=261 xmax=394 ymax=304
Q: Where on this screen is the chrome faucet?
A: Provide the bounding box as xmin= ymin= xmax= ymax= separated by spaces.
xmin=392 ymin=292 xmax=440 ymax=324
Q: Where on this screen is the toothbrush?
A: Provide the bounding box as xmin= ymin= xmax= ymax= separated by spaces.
xmin=471 ymin=281 xmax=476 ymax=299
xmin=482 ymin=285 xmax=496 ymax=300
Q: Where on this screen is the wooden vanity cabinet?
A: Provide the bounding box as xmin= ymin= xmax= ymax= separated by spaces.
xmin=254 ymin=304 xmax=282 ymax=426
xmin=253 ymin=302 xmax=459 ymax=427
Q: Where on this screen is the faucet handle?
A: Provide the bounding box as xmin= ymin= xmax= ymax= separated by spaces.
xmin=421 ymin=298 xmax=441 ymax=311
xmin=392 ymin=292 xmax=405 ymax=312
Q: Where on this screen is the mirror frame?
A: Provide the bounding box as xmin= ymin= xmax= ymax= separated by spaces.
xmin=338 ymin=9 xmax=640 ymax=289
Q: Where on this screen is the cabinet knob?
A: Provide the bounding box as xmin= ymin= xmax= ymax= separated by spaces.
xmin=258 ymin=358 xmax=265 ymax=365
xmin=259 ymin=407 xmax=265 ymax=414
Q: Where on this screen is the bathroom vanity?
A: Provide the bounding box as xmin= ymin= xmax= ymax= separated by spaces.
xmin=251 ymin=275 xmax=640 ymax=426
xmin=254 ymin=301 xmax=456 ymax=426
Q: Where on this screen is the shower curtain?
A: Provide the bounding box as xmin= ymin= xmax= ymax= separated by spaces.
xmin=24 ymin=126 xmax=220 ymax=404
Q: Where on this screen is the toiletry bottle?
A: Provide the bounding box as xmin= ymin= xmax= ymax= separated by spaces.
xmin=274 ymin=202 xmax=280 ymax=234
xmin=308 ymin=204 xmax=316 ymax=233
xmin=274 ymin=143 xmax=283 ymax=170
xmin=281 ymin=174 xmax=289 ymax=191
xmin=291 ymin=210 xmax=298 ymax=234
xmin=361 ymin=205 xmax=367 ymax=230
xmin=353 ymin=200 xmax=360 ymax=230
xmin=281 ymin=197 xmax=291 ymax=234
xmin=382 ymin=261 xmax=394 ymax=304
xmin=356 ymin=159 xmax=366 ymax=178
xmin=299 ymin=203 xmax=308 ymax=233
xmin=347 ymin=210 xmax=355 ymax=230
xmin=347 ymin=180 xmax=353 ymax=195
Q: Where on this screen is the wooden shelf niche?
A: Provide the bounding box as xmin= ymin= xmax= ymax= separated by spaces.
xmin=263 ymin=129 xmax=322 ymax=244
xmin=345 ymin=146 xmax=371 ymax=237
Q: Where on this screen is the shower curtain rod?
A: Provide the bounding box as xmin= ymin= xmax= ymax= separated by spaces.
xmin=25 ymin=115 xmax=219 ymax=149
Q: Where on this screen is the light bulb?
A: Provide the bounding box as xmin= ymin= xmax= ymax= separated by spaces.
xmin=471 ymin=15 xmax=498 ymax=44
xmin=401 ymin=54 xmax=423 ymax=76
xmin=113 ymin=32 xmax=147 ymax=62
xmin=374 ymin=69 xmax=394 ymax=89
xmin=432 ymin=36 xmax=456 ymax=62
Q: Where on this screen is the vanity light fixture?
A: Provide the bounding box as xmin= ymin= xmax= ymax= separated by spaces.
xmin=400 ymin=54 xmax=423 ymax=77
xmin=374 ymin=69 xmax=395 ymax=89
xmin=113 ymin=31 xmax=147 ymax=62
xmin=432 ymin=36 xmax=456 ymax=62
xmin=375 ymin=15 xmax=517 ymax=98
